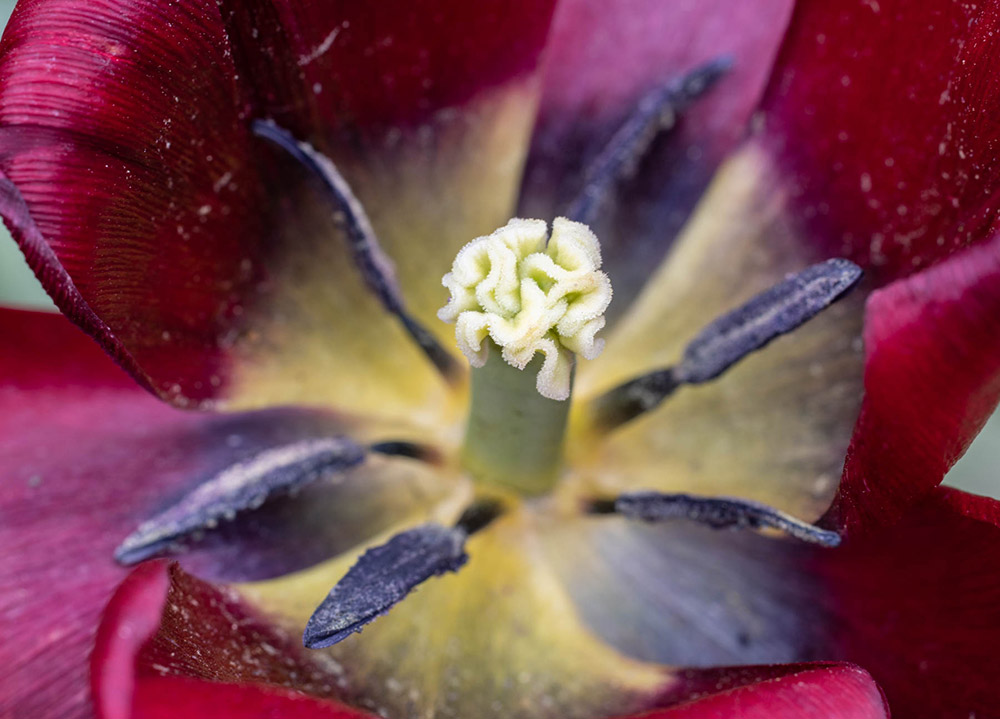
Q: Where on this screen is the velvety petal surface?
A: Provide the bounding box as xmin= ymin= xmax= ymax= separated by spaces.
xmin=816 ymin=487 xmax=1000 ymax=718
xmin=831 ymin=233 xmax=1000 ymax=531
xmin=519 ymin=0 xmax=794 ymax=320
xmin=0 ymin=0 xmax=556 ymax=417
xmin=640 ymin=664 xmax=887 ymax=719
xmin=92 ymin=561 xmax=371 ymax=719
xmin=131 ymin=679 xmax=368 ymax=719
xmin=540 ymin=513 xmax=828 ymax=668
xmin=760 ymin=0 xmax=1000 ymax=281
xmin=0 ymin=0 xmax=268 ymax=406
xmin=0 ymin=309 xmax=448 ymax=719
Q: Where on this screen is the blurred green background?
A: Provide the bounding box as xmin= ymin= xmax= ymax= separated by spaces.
xmin=0 ymin=0 xmax=995 ymax=497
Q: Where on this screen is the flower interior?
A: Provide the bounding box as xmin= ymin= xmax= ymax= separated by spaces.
xmin=111 ymin=59 xmax=866 ymax=719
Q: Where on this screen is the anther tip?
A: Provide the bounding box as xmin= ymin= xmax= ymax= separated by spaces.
xmin=302 ymin=524 xmax=468 ymax=651
xmin=686 ymin=56 xmax=735 ymax=92
xmin=815 ymin=529 xmax=843 ymax=548
xmin=113 ymin=540 xmax=155 ymax=566
xmin=826 ymin=257 xmax=864 ymax=284
xmin=707 ymin=54 xmax=736 ymax=74
xmin=303 ymin=621 xmax=360 ymax=650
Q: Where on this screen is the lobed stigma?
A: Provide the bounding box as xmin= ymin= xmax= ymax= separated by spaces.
xmin=438 ymin=217 xmax=612 ymax=400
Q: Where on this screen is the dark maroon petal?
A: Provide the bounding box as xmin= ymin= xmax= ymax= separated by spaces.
xmin=760 ymin=0 xmax=1000 ymax=281
xmin=92 ymin=562 xmax=371 ymax=719
xmin=221 ymin=0 xmax=557 ymax=138
xmin=0 ymin=0 xmax=557 ymax=412
xmin=829 ymin=233 xmax=1000 ymax=532
xmin=640 ymin=664 xmax=887 ymax=719
xmin=520 ymin=0 xmax=794 ymax=319
xmin=816 ymin=487 xmax=1000 ymax=719
xmin=0 ymin=309 xmax=429 ymax=719
xmin=0 ymin=0 xmax=262 ymax=405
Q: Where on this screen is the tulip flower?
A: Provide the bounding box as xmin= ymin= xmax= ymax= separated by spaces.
xmin=1 ymin=1 xmax=999 ymax=718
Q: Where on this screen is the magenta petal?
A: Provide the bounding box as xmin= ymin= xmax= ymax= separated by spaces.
xmin=90 ymin=561 xmax=171 ymax=719
xmin=0 ymin=309 xmax=382 ymax=719
xmin=817 ymin=487 xmax=1000 ymax=718
xmin=830 ymin=234 xmax=1000 ymax=532
xmin=636 ymin=664 xmax=887 ymax=719
xmin=760 ymin=0 xmax=1000 ymax=280
xmin=132 ymin=678 xmax=370 ymax=719
xmin=0 ymin=309 xmax=184 ymax=719
xmin=92 ymin=562 xmax=371 ymax=719
xmin=520 ymin=0 xmax=794 ymax=317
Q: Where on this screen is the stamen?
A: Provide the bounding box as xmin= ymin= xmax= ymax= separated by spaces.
xmin=564 ymin=57 xmax=732 ymax=225
xmin=591 ymin=491 xmax=841 ymax=547
xmin=592 ymin=258 xmax=863 ymax=429
xmin=303 ymin=523 xmax=469 ymax=649
xmin=252 ymin=120 xmax=460 ymax=381
xmin=438 ymin=217 xmax=612 ymax=400
xmin=303 ymin=499 xmax=506 ymax=649
xmin=115 ymin=437 xmax=365 ymax=565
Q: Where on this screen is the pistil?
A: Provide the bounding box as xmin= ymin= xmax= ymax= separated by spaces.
xmin=439 ymin=218 xmax=612 ymax=495
xmin=461 ymin=341 xmax=573 ymax=495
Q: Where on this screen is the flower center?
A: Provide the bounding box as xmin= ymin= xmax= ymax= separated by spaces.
xmin=438 ymin=217 xmax=612 ymax=400
xmin=438 ymin=217 xmax=612 ymax=495
xmin=112 ymin=62 xmax=863 ymax=713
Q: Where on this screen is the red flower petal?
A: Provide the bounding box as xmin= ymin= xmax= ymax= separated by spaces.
xmin=520 ymin=0 xmax=794 ymax=317
xmin=830 ymin=233 xmax=1000 ymax=532
xmin=0 ymin=0 xmax=261 ymax=405
xmin=639 ymin=664 xmax=887 ymax=719
xmin=0 ymin=309 xmax=417 ymax=719
xmin=91 ymin=562 xmax=171 ymax=719
xmin=221 ymin=0 xmax=556 ymax=137
xmin=760 ymin=0 xmax=1000 ymax=280
xmin=132 ymin=677 xmax=369 ymax=719
xmin=0 ymin=0 xmax=556 ymax=412
xmin=817 ymin=487 xmax=1000 ymax=718
xmin=0 ymin=309 xmax=186 ymax=719
xmin=92 ymin=561 xmax=370 ymax=719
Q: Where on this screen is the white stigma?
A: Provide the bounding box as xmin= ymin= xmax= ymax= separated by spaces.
xmin=438 ymin=217 xmax=612 ymax=401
